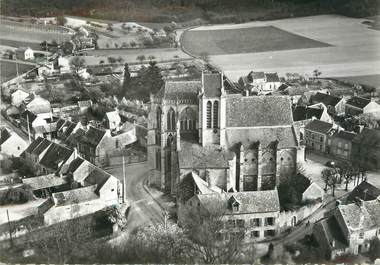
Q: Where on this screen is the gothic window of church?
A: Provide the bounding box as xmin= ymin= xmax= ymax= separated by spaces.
xmin=213 ymin=101 xmax=219 ymax=128
xmin=156 ymin=150 xmax=161 ymax=170
xmin=180 ymin=107 xmax=196 ymax=131
xmin=206 ymin=101 xmax=212 ymax=128
xmin=167 ymin=108 xmax=175 ymax=131
xmin=156 ymin=107 xmax=162 ymax=130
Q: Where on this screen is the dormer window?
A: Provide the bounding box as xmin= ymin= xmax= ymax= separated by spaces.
xmin=233 ymin=202 xmax=239 ymax=212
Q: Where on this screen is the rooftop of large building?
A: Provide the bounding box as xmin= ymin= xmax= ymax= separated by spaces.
xmin=225 ymin=95 xmax=293 ymax=127
xmin=196 ymin=189 xmax=280 ymax=215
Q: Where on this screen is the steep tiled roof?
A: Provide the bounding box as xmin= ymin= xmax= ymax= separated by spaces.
xmin=23 ymin=137 xmax=44 ymax=154
xmin=105 ymin=111 xmax=120 ymax=122
xmin=31 ymin=138 xmax=52 ymax=156
xmin=332 ymin=130 xmax=356 ymax=141
xmin=311 ymin=92 xmax=342 ymax=107
xmin=346 ymin=96 xmax=370 ymax=109
xmin=364 ymin=199 xmax=380 ymax=226
xmin=179 ymin=140 xmax=231 ymax=169
xmin=305 ymin=120 xmax=333 ymax=134
xmin=197 ymin=190 xmax=280 ymax=214
xmin=39 ymin=143 xmax=73 ymax=171
xmin=0 ymin=128 xmax=11 ymax=145
xmin=82 ymin=126 xmax=106 ymax=146
xmin=347 ymin=181 xmax=380 ymax=203
xmin=248 ymin=71 xmax=265 ymax=80
xmin=338 ymin=202 xmax=377 ymax=233
xmin=265 ymin=73 xmax=280 ymax=82
xmin=225 ymin=126 xmax=298 ymax=149
xmin=293 ymin=106 xmax=323 ymax=121
xmin=352 ymin=128 xmax=380 ymax=148
xmin=225 ymin=95 xmax=293 ymax=127
xmin=84 ymin=168 xmax=111 ymax=194
xmin=21 ymin=110 xmax=37 ymax=123
xmin=314 ymin=216 xmax=349 ymax=251
xmin=66 ymin=157 xmax=84 ymax=174
xmin=203 ymin=73 xmax=222 ymax=98
xmin=156 ymin=81 xmax=201 ymax=101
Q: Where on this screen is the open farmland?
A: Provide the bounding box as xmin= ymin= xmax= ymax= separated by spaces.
xmin=181 ymin=26 xmax=330 ymax=56
xmin=0 ymin=23 xmax=72 ymax=48
xmin=182 ymin=15 xmax=380 ymax=81
xmin=0 ymin=60 xmax=34 ymax=83
xmin=334 ymin=74 xmax=380 ymax=88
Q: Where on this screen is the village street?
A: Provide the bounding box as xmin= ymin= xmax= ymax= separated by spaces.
xmin=105 ymin=162 xmax=167 ymax=242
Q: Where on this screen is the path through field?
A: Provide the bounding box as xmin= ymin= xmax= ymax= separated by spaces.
xmin=182 ymin=15 xmax=380 ymax=81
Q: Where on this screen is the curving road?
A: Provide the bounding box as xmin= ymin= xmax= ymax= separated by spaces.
xmin=105 ymin=162 xmax=165 ymax=233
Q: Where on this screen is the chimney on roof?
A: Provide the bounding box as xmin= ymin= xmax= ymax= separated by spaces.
xmin=245 ymin=90 xmax=249 ymax=97
xmin=331 ymin=240 xmax=336 ymax=248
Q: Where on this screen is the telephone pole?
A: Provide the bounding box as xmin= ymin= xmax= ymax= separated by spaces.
xmin=6 ymin=209 xmax=13 ymax=248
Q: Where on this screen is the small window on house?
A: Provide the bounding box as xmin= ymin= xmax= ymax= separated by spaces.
xmin=250 ymin=218 xmax=260 ymax=227
xmin=17 ymin=146 xmax=20 ymax=150
xmin=265 ymin=217 xmax=275 ymax=226
xmin=244 ymin=159 xmax=248 ymax=162
xmin=320 ymin=136 xmax=323 ymax=142
xmin=111 ymin=189 xmax=114 ymax=192
xmin=251 ymin=158 xmax=255 ymax=162
xmin=251 ymin=231 xmax=260 ymax=238
xmin=236 ymin=219 xmax=245 ymax=227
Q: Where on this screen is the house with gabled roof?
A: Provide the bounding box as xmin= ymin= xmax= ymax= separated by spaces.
xmin=21 ymin=137 xmax=52 ymax=172
xmin=346 ymin=181 xmax=380 ymax=203
xmin=327 ymin=130 xmax=356 ymax=159
xmin=0 ymin=127 xmax=28 ymax=158
xmin=237 ymin=71 xmax=282 ymax=95
xmin=345 ymin=96 xmax=380 ymax=116
xmin=104 ymin=110 xmax=121 ymax=130
xmin=180 ymin=189 xmax=280 ymax=242
xmin=38 ymin=142 xmax=75 ymax=175
xmin=310 ymin=92 xmax=346 ymax=116
xmin=11 ymin=89 xmax=30 ymax=107
xmin=305 ymin=120 xmax=335 ymax=153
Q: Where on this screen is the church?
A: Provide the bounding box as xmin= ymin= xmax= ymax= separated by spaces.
xmin=147 ymin=72 xmax=305 ymax=196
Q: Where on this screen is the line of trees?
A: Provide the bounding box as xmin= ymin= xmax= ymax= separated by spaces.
xmin=321 ymin=161 xmax=367 ymax=197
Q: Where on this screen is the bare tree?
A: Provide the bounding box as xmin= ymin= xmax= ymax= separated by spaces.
xmin=70 ymin=56 xmax=86 ymax=75
xmin=327 ymin=172 xmax=339 ymax=197
xmin=181 ymin=202 xmax=250 ymax=264
xmin=321 ymin=168 xmax=333 ymax=192
xmin=136 ymin=55 xmax=146 ymax=63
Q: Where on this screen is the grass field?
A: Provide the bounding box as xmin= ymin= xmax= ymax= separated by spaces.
xmin=0 ymin=60 xmax=34 ymax=83
xmin=182 ymin=26 xmax=330 ymax=56
xmin=181 ymin=15 xmax=380 ymax=81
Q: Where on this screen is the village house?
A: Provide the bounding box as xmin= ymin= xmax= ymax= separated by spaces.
xmin=346 ymin=181 xmax=380 ymax=203
xmin=351 ymin=128 xmax=380 ymax=169
xmin=77 ymin=125 xmax=137 ymax=166
xmin=327 ymin=130 xmax=356 ymax=159
xmin=20 ymin=94 xmax=51 ymax=116
xmin=19 ymin=110 xmax=58 ymax=140
xmin=0 ymin=127 xmax=28 ymax=158
xmin=345 ymin=96 xmax=380 ymax=116
xmin=310 ymin=92 xmax=346 ymax=116
xmin=293 ymin=104 xmax=333 ymax=141
xmin=11 ymin=89 xmax=30 ymax=107
xmin=238 ymin=71 xmax=282 ymax=95
xmin=20 ymin=137 xmax=75 ymax=175
xmin=104 ymin=110 xmax=121 ymax=130
xmin=77 ymin=99 xmax=92 ymax=113
xmin=15 ymin=47 xmax=34 ymax=60
xmin=21 ymin=137 xmax=52 ymax=172
xmin=178 ymin=172 xmax=280 ymax=242
xmin=304 ymin=120 xmax=334 ymax=152
xmin=314 ymin=197 xmax=380 ymax=260
xmin=22 ymin=173 xmax=69 ymax=198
